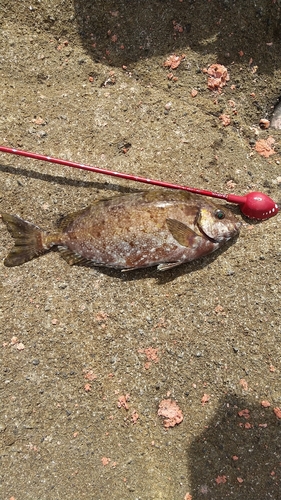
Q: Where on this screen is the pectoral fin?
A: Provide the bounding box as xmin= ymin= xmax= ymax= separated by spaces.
xmin=166 ymin=218 xmax=202 ymax=247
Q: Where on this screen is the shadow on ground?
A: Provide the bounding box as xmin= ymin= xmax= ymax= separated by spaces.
xmin=188 ymin=394 xmax=281 ymax=499
xmin=74 ymin=0 xmax=281 ymax=71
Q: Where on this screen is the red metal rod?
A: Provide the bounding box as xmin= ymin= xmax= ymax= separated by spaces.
xmin=0 ymin=145 xmax=278 ymax=220
xmin=0 ymin=146 xmax=228 ymax=198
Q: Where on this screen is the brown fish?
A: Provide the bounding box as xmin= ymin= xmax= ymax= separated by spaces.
xmin=1 ymin=190 xmax=240 ymax=271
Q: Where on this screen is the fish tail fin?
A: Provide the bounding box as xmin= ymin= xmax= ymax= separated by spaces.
xmin=1 ymin=213 xmax=51 ymax=267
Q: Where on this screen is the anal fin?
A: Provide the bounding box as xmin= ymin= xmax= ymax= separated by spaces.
xmin=58 ymin=247 xmax=98 ymax=267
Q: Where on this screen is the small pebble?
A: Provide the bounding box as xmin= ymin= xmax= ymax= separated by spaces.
xmin=259 ymin=118 xmax=270 ymax=129
xmin=37 ymin=130 xmax=47 ymax=138
xmin=58 ymin=282 xmax=67 ymax=289
xmin=164 ymin=102 xmax=172 ymax=111
xmin=227 ymin=269 xmax=235 ymax=276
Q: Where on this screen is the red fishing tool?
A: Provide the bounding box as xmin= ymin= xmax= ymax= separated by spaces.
xmin=0 ymin=145 xmax=278 ymax=220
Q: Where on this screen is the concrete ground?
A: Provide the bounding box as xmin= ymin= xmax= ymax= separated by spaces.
xmin=0 ymin=1 xmax=281 ymax=498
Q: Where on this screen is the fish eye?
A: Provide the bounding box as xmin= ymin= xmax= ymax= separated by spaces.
xmin=214 ymin=209 xmax=225 ymax=220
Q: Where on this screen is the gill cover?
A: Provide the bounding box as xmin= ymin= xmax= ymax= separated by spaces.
xmin=197 ymin=206 xmax=240 ymax=242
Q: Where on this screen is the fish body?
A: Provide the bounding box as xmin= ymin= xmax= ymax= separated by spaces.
xmin=1 ymin=190 xmax=240 ymax=271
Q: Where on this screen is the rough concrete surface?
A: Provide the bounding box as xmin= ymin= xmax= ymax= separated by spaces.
xmin=0 ymin=1 xmax=281 ymax=499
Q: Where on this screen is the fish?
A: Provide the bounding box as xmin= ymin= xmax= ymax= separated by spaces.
xmin=1 ymin=190 xmax=241 ymax=271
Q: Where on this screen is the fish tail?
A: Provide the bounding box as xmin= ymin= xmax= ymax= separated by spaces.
xmin=1 ymin=213 xmax=51 ymax=267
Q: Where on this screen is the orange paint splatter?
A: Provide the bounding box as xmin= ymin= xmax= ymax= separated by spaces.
xmin=255 ymin=137 xmax=276 ymax=158
xmin=244 ymin=422 xmax=252 ymax=429
xmin=201 ymin=394 xmax=210 ymax=406
xmin=273 ymin=407 xmax=281 ymax=419
xmin=215 ymin=475 xmax=227 ymax=484
xmin=239 ymin=379 xmax=248 ymax=391
xmin=95 ymin=311 xmax=109 ymax=323
xmin=158 ymin=398 xmax=183 ymax=428
xmin=117 ymin=394 xmax=130 ymax=410
xmin=261 ymin=400 xmax=271 ymax=408
xmin=84 ymin=370 xmax=97 ymax=381
xmin=163 ymin=53 xmax=185 ymax=69
xmin=238 ymin=408 xmax=250 ymax=419
xmin=144 ymin=347 xmax=159 ymax=362
xmin=206 ymin=64 xmax=230 ymax=92
xmin=219 ymin=114 xmax=231 ymax=126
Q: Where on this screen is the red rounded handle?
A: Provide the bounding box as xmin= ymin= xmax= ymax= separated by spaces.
xmin=227 ymin=192 xmax=279 ymax=220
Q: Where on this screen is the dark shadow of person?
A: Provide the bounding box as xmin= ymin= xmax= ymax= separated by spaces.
xmin=73 ymin=0 xmax=281 ymax=73
xmin=188 ymin=394 xmax=281 ymax=499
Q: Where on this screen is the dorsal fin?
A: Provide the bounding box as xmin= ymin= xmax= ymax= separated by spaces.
xmin=56 ymin=206 xmax=91 ymax=231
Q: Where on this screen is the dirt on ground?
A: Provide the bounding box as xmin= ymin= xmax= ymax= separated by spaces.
xmin=0 ymin=1 xmax=281 ymax=499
